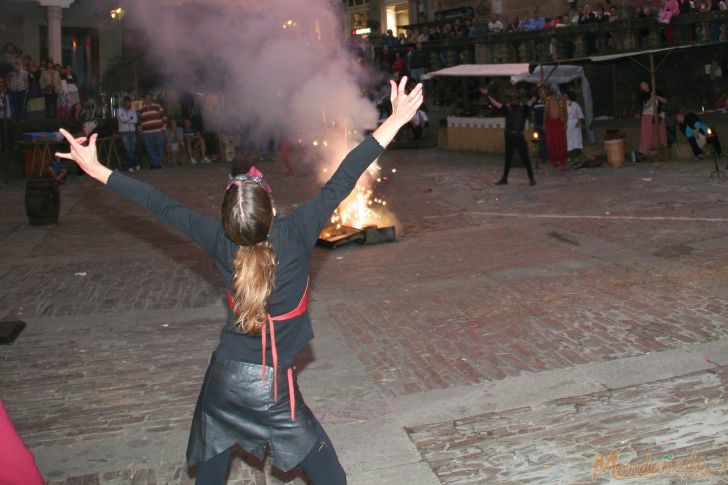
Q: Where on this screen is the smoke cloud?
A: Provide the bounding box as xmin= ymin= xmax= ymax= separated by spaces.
xmin=125 ymin=0 xmax=379 ymax=166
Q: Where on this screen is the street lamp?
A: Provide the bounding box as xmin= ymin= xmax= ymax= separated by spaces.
xmin=109 ymin=7 xmax=125 ymax=20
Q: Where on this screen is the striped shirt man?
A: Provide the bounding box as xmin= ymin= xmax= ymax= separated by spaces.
xmin=139 ymin=101 xmax=166 ymax=134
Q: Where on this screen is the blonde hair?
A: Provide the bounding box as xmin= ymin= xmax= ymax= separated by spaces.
xmin=221 ymin=180 xmax=276 ymax=334
xmin=231 ymin=241 xmax=277 ymax=333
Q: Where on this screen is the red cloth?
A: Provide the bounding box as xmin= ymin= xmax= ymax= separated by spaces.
xmin=226 ymin=280 xmax=309 ymax=420
xmin=639 ymin=114 xmax=667 ymax=154
xmin=546 ymin=117 xmax=568 ymax=166
xmin=0 ymin=401 xmax=44 ymax=485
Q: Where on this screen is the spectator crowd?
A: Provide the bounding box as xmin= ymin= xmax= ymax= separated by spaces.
xmin=374 ymin=0 xmax=728 ymax=80
xmin=1 ymin=47 xmax=83 ymax=125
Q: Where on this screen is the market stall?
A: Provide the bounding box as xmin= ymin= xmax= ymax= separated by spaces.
xmin=424 ymin=63 xmax=595 ymax=152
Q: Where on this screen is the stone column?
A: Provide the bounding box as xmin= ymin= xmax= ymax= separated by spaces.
xmin=38 ymin=0 xmax=74 ymax=64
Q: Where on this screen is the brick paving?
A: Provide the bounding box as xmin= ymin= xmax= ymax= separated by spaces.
xmin=332 ymin=260 xmax=728 ymax=397
xmin=407 ymin=366 xmax=728 ymax=484
xmin=3 ymin=149 xmax=728 ymax=483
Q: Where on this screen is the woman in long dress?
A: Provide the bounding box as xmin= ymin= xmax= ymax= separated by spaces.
xmin=638 ymin=81 xmax=668 ymax=159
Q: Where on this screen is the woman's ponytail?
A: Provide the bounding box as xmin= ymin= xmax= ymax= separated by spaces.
xmin=222 ymin=179 xmax=276 ymax=334
xmin=231 ymin=240 xmax=277 ymax=334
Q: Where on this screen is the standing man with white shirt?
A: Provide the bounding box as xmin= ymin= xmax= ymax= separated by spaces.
xmin=564 ymin=90 xmax=585 ymax=167
xmin=117 ymin=97 xmax=140 ymax=172
xmin=488 ymin=14 xmax=505 ymax=32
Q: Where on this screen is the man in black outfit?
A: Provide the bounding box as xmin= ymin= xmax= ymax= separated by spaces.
xmin=480 ymin=86 xmax=537 ymax=186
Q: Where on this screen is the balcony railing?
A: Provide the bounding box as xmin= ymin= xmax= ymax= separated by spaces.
xmin=373 ymin=12 xmax=728 ymax=68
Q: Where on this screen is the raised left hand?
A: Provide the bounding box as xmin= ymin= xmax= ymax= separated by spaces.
xmin=389 ymin=76 xmax=424 ymax=127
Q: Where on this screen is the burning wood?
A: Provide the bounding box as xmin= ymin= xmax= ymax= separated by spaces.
xmin=317 ymin=225 xmax=396 ymax=249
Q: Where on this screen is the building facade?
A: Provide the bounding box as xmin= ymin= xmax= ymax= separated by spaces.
xmin=1 ymin=0 xmax=124 ymax=87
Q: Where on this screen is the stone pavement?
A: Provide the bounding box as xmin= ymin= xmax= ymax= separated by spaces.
xmin=2 ymin=147 xmax=728 ymax=484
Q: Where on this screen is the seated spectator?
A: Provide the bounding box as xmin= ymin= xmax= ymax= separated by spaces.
xmin=559 ymin=14 xmax=576 ymax=57
xmin=69 ymin=100 xmax=88 ymax=135
xmin=524 ymin=8 xmax=546 ymax=30
xmin=676 ymin=111 xmax=723 ymax=159
xmin=182 ymin=118 xmax=211 ymax=164
xmin=705 ymin=0 xmax=721 ymax=40
xmin=579 ymin=4 xmax=598 ymax=54
xmin=165 ymin=119 xmax=184 ymax=164
xmin=609 ymin=5 xmax=619 ymax=20
xmin=453 ymin=18 xmax=465 ymax=36
xmin=47 ymin=154 xmax=68 ymax=184
xmin=408 ymin=106 xmax=429 ymax=140
xmin=409 ymin=42 xmax=429 ymax=82
xmin=595 ymin=4 xmax=609 ymax=21
xmin=545 ymin=15 xmax=561 ymax=28
xmin=375 ymin=82 xmax=393 ymax=125
xmin=417 ymin=28 xmax=429 ymax=42
xmin=428 ymin=26 xmax=440 ymax=41
xmin=441 ymin=23 xmax=454 ymax=38
xmin=660 ymin=0 xmax=680 ymax=23
xmin=404 ymin=29 xmax=415 ymax=44
xmin=659 ymin=0 xmax=680 ymax=44
xmin=467 ymin=18 xmax=480 ymax=37
xmin=637 ymin=5 xmax=652 ymax=47
xmin=391 ymin=51 xmax=406 ymax=78
xmin=579 ymin=4 xmax=597 ymax=23
xmin=488 ymin=14 xmax=505 ymax=33
xmin=572 ymin=6 xmax=583 ymax=24
xmin=508 ymin=14 xmax=523 ymax=32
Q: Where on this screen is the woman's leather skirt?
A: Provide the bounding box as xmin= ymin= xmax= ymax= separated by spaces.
xmin=186 ymin=352 xmax=319 ymax=471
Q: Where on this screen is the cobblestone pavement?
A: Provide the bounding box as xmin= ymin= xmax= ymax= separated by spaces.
xmin=407 ymin=367 xmax=728 ymax=484
xmin=2 ymin=148 xmax=728 ymax=483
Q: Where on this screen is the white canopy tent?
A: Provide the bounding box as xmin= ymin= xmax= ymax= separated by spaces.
xmin=423 ymin=63 xmax=596 ymax=143
xmin=588 ymin=45 xmax=694 ymax=63
xmin=421 ymin=63 xmax=531 ymax=80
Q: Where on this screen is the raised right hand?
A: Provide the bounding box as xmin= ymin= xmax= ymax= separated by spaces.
xmin=56 ymin=128 xmax=112 ymax=184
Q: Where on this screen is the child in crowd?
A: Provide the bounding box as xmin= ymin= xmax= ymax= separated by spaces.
xmin=183 ymin=118 xmax=211 ymax=165
xmin=47 ymin=154 xmax=68 ymax=184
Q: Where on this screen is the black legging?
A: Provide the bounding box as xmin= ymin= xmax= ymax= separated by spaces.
xmin=503 ymin=134 xmax=535 ymax=181
xmin=44 ymin=93 xmax=58 ymax=119
xmin=195 ymin=420 xmax=346 ymax=485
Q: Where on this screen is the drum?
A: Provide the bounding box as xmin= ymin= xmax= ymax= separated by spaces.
xmin=25 ymin=177 xmax=60 ymax=225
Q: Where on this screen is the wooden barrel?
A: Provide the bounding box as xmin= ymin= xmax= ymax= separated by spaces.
xmin=25 ymin=177 xmax=60 ymax=226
